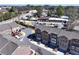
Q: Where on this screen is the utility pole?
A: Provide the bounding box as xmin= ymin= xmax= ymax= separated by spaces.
xmin=8 ymin=24 xmax=13 ymax=35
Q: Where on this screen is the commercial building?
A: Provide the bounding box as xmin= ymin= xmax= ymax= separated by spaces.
xmin=36 ymin=17 xmax=69 ymax=28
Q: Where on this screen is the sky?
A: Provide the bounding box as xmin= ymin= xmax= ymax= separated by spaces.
xmin=0 ymin=0 xmax=79 ymax=6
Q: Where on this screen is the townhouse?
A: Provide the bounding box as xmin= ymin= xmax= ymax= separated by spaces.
xmin=35 ymin=24 xmax=79 ymax=55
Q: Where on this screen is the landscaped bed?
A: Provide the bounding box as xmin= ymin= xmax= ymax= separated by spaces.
xmin=15 ymin=21 xmax=35 ymax=29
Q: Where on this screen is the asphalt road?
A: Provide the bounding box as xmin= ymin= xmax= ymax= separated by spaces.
xmin=21 ymin=28 xmax=34 ymax=45
xmin=21 ymin=28 xmax=59 ymax=55
xmin=0 ymin=14 xmax=63 ymax=55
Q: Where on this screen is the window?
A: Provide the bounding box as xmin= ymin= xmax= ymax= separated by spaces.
xmin=62 ymin=43 xmax=65 ymax=47
xmin=71 ymin=46 xmax=75 ymax=50
xmin=63 ymin=43 xmax=68 ymax=49
xmin=37 ymin=34 xmax=41 ymax=37
xmin=37 ymin=37 xmax=41 ymax=40
xmin=51 ymin=38 xmax=56 ymax=43
xmin=61 ymin=39 xmax=63 ymax=42
xmin=75 ymin=47 xmax=79 ymax=52
xmin=52 ymin=35 xmax=57 ymax=39
xmin=59 ymin=42 xmax=65 ymax=49
xmin=59 ymin=43 xmax=62 ymax=46
xmin=64 ymin=39 xmax=68 ymax=43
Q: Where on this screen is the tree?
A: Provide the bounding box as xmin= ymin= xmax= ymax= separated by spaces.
xmin=56 ymin=5 xmax=64 ymax=16
xmin=49 ymin=6 xmax=55 ymax=11
xmin=47 ymin=10 xmax=52 ymax=16
xmin=34 ymin=6 xmax=42 ymax=17
xmin=9 ymin=6 xmax=16 ymax=12
xmin=65 ymin=6 xmax=78 ymax=20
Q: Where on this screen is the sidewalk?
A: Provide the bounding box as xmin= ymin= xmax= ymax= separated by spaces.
xmin=29 ymin=40 xmax=64 ymax=55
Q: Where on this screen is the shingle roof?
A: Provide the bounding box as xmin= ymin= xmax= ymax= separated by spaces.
xmin=35 ymin=24 xmax=79 ymax=40
xmin=58 ymin=30 xmax=79 ymax=40
xmin=35 ymin=24 xmax=61 ymax=34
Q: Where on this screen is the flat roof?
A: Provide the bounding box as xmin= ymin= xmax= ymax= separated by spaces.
xmin=0 ymin=34 xmax=18 ymax=55
xmin=1 ymin=42 xmax=18 ymax=55
xmin=0 ymin=34 xmax=8 ymax=49
xmin=49 ymin=17 xmax=69 ymax=21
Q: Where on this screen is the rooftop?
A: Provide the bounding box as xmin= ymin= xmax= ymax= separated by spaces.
xmin=12 ymin=46 xmax=34 ymax=55
xmin=49 ymin=17 xmax=69 ymax=21
xmin=0 ymin=34 xmax=18 ymax=55
xmin=0 ymin=8 xmax=8 ymax=12
xmin=35 ymin=24 xmax=79 ymax=40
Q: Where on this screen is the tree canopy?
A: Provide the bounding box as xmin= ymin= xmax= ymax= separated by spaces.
xmin=9 ymin=6 xmax=16 ymax=12
xmin=56 ymin=5 xmax=64 ymax=16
